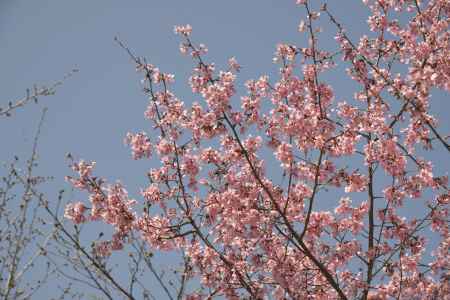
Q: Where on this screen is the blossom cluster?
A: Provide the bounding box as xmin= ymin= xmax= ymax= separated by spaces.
xmin=66 ymin=1 xmax=450 ymax=299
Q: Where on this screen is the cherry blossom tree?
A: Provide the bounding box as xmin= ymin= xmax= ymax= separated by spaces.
xmin=65 ymin=0 xmax=449 ymax=299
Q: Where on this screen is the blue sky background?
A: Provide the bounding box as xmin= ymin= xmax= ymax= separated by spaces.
xmin=1 ymin=0 xmax=448 ymax=299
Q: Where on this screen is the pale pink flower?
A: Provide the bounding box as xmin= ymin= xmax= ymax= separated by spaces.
xmin=64 ymin=202 xmax=86 ymax=224
xmin=174 ymin=24 xmax=192 ymax=36
xmin=298 ymin=20 xmax=306 ymax=32
xmin=228 ymin=57 xmax=240 ymax=72
xmin=124 ymin=132 xmax=152 ymax=160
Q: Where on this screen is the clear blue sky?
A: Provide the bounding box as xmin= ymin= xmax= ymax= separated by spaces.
xmin=1 ymin=0 xmax=448 ymax=299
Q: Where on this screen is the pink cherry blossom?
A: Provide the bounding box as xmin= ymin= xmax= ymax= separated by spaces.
xmin=65 ymin=1 xmax=450 ymax=299
xmin=124 ymin=131 xmax=152 ymax=160
xmin=64 ymin=202 xmax=86 ymax=224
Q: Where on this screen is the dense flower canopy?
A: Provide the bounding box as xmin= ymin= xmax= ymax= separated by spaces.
xmin=65 ymin=0 xmax=449 ymax=299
